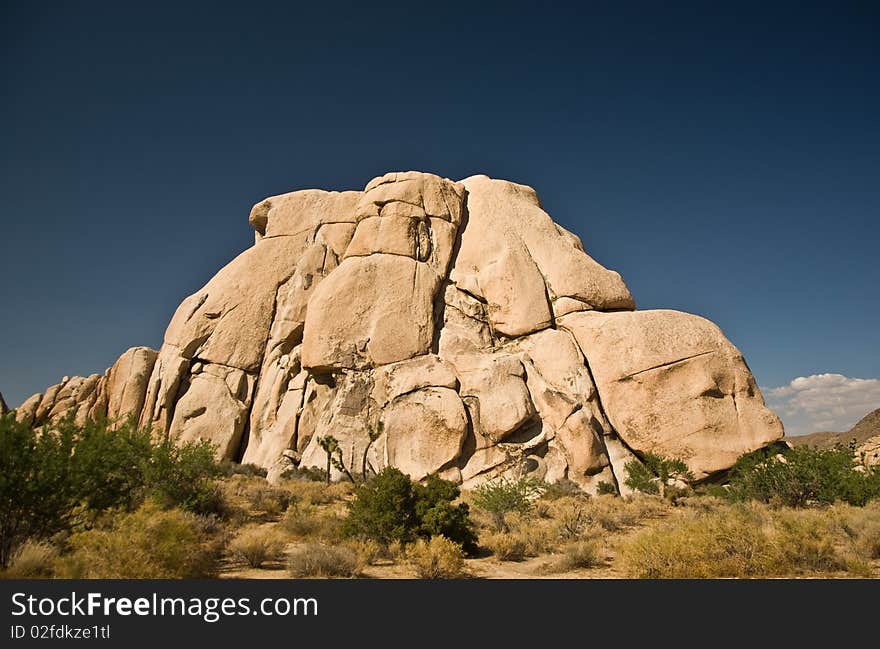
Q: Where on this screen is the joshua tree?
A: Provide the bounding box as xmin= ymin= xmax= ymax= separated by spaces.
xmin=361 ymin=421 xmax=384 ymax=481
xmin=317 ymin=435 xmax=353 ymax=484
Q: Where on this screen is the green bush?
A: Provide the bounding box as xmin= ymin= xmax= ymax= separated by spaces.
xmin=721 ymin=443 xmax=880 ymax=507
xmin=0 ymin=413 xmax=224 ymax=567
xmin=220 ymin=461 xmax=268 ymax=478
xmin=596 ymin=481 xmax=618 ymax=496
xmin=471 ymin=476 xmax=544 ymax=531
xmin=413 ymin=474 xmax=478 ymax=553
xmin=0 ymin=413 xmax=80 ymax=567
xmin=70 ymin=417 xmax=154 ymax=513
xmin=343 ymin=468 xmax=477 ymax=553
xmin=624 ymin=452 xmax=694 ymax=500
xmin=539 ymin=478 xmax=585 ymax=500
xmin=145 ymin=436 xmax=224 ymax=515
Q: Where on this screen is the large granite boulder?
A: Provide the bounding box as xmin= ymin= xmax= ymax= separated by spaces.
xmin=14 ymin=171 xmax=784 ymax=489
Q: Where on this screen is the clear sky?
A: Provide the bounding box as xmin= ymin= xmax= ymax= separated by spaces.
xmin=1 ymin=1 xmax=878 ymax=434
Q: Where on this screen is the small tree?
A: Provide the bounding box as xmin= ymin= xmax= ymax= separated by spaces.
xmin=624 ymin=452 xmax=694 ymax=499
xmin=471 ymin=476 xmax=544 ymax=532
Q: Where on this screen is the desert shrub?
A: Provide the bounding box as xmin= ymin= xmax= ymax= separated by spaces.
xmin=3 ymin=541 xmax=59 ymax=578
xmin=343 ymin=468 xmax=417 ymax=544
xmin=72 ymin=415 xmax=225 ymax=517
xmin=279 ymin=505 xmax=320 ymax=537
xmin=845 ymin=507 xmax=880 ymax=560
xmin=552 ymin=498 xmax=591 ymax=540
xmin=722 ymin=444 xmax=880 ymax=507
xmin=68 ymin=417 xmax=154 ymax=514
xmin=219 ymin=461 xmax=268 ymax=478
xmin=0 ymin=412 xmax=230 ymax=568
xmin=675 ymin=495 xmax=727 ymax=513
xmin=622 ymin=494 xmax=673 ymax=523
xmin=596 ymin=481 xmax=618 ymax=496
xmin=343 ymin=468 xmax=477 ymax=552
xmin=59 ymin=502 xmax=221 ymax=578
xmin=565 ymin=494 xmax=668 ymax=533
xmin=620 ymin=503 xmax=853 ymax=578
xmin=279 ymin=505 xmax=344 ymax=541
xmin=509 ymin=514 xmax=559 ymax=554
xmin=286 ymin=481 xmax=351 ymax=506
xmin=0 ymin=413 xmax=80 ymax=567
xmin=539 ymin=479 xmax=585 ymax=500
xmin=387 ymin=540 xmax=406 ymax=562
xmin=279 ymin=505 xmax=319 ymax=536
xmin=145 ymin=436 xmax=224 ymax=516
xmin=413 ymin=474 xmax=478 ymax=553
xmin=343 ymin=538 xmax=383 ymax=566
xmin=240 ymin=484 xmax=294 ymax=517
xmin=407 ymin=536 xmax=468 ymax=579
xmin=773 ymin=509 xmax=844 ymax=572
xmin=471 ymin=476 xmax=544 ymax=531
xmin=229 ymin=527 xmax=286 ymax=568
xmin=287 ymin=544 xmax=362 ymax=578
xmin=555 ymin=540 xmax=602 ymax=571
xmin=482 ymin=531 xmax=528 ymax=561
xmin=280 ymin=465 xmax=328 ymax=483
xmin=624 ymin=453 xmax=694 ymax=500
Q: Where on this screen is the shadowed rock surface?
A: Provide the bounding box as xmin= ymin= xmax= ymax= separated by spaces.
xmin=13 ymin=171 xmax=784 ymax=490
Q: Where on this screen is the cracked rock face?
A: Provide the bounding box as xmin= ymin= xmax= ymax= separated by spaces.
xmin=14 ymin=171 xmax=784 ymax=491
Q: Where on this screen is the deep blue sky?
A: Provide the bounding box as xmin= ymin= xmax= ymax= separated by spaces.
xmin=2 ymin=2 xmax=878 ymax=433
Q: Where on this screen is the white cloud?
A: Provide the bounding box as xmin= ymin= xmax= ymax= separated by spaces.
xmin=764 ymin=373 xmax=880 ymax=436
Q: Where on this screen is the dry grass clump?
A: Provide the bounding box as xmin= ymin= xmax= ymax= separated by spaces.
xmin=56 ymin=501 xmax=222 ymax=578
xmin=580 ymin=494 xmax=669 ymax=532
xmin=278 ymin=504 xmax=344 ymax=540
xmin=285 ymin=481 xmax=353 ymax=506
xmin=534 ymin=494 xmax=669 ymax=542
xmin=475 ymin=491 xmax=668 ymax=562
xmin=228 ymin=526 xmax=286 ymax=568
xmin=287 ymin=543 xmax=362 ymax=578
xmin=343 ymin=538 xmax=384 ymax=566
xmin=482 ymin=531 xmax=529 ymax=561
xmin=406 ymin=536 xmax=469 ymax=579
xmin=553 ymin=540 xmax=603 ymax=571
xmin=3 ymin=541 xmax=59 ymax=578
xmin=835 ymin=500 xmax=880 ymax=561
xmin=226 ymin=477 xmax=295 ymax=517
xmin=619 ymin=502 xmax=865 ymax=578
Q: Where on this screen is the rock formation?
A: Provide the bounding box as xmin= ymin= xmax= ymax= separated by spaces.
xmin=12 ymin=171 xmax=784 ymax=491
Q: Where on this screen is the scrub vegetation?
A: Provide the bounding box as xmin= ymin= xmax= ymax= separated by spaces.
xmin=2 ymin=413 xmax=879 ymax=579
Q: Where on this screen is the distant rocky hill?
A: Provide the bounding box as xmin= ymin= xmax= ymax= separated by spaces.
xmin=790 ymin=408 xmax=880 ymax=449
xmin=11 ymin=171 xmax=784 ymax=491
